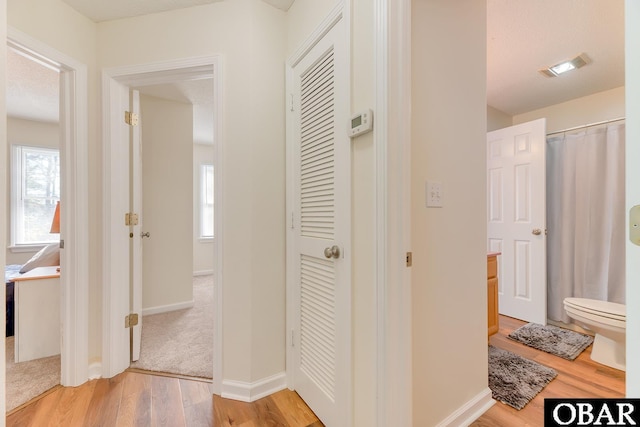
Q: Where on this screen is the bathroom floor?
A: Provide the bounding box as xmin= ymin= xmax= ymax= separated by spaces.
xmin=472 ymin=315 xmax=625 ymax=426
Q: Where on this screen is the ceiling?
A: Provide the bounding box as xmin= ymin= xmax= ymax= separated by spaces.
xmin=61 ymin=0 xmax=294 ymax=22
xmin=6 ymin=1 xmax=626 ymax=124
xmin=487 ymin=0 xmax=625 ymax=116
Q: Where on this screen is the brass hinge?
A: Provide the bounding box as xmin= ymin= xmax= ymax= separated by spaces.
xmin=124 ymin=111 xmax=139 ymax=126
xmin=406 ymin=252 xmax=412 ymax=267
xmin=125 ymin=213 xmax=139 ymax=226
xmin=125 ymin=313 xmax=139 ymax=328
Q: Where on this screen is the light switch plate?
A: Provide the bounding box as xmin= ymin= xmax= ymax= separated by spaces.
xmin=426 ymin=180 xmax=443 ymax=208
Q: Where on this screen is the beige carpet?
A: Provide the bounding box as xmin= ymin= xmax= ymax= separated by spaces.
xmin=130 ymin=275 xmax=214 ymax=379
xmin=6 ymin=337 xmax=60 ymax=412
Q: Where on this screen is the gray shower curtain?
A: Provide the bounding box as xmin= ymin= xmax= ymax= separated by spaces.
xmin=546 ymin=121 xmax=626 ymax=323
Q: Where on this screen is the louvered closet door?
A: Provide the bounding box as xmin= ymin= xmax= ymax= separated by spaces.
xmin=290 ymin=14 xmax=350 ymax=427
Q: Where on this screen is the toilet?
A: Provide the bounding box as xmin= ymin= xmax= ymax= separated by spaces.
xmin=563 ymin=297 xmax=626 ymax=371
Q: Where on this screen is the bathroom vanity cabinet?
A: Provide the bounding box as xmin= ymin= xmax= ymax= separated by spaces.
xmin=487 ymin=252 xmax=500 ymax=338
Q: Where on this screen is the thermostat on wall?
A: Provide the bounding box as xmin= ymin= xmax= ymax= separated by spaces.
xmin=349 ymin=109 xmax=373 ymax=138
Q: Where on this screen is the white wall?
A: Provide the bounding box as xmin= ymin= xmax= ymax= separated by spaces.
xmin=412 ymin=1 xmax=488 ymax=425
xmin=98 ymin=0 xmax=287 ymax=383
xmin=487 ymin=105 xmax=511 ymax=132
xmin=193 ymin=143 xmax=214 ymax=275
xmin=7 ymin=0 xmax=101 ymax=366
xmin=140 ymin=94 xmax=193 ymax=311
xmin=514 ymin=86 xmax=625 ymax=133
xmin=5 ymin=118 xmax=60 ymax=265
xmin=625 ymin=0 xmax=640 ymax=397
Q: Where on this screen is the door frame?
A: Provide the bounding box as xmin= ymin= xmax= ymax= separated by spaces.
xmin=373 ymin=0 xmax=413 ymax=426
xmin=101 ymin=56 xmax=223 ymax=392
xmin=7 ymin=27 xmax=90 ymax=387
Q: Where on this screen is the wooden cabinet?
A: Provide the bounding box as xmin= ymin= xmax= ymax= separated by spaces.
xmin=487 ymin=253 xmax=500 ymax=338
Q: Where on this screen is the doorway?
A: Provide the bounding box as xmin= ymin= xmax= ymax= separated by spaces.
xmin=101 ymin=56 xmax=223 ymax=392
xmin=5 ymin=29 xmax=89 ymax=395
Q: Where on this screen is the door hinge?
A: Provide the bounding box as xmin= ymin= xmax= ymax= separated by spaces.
xmin=291 ymin=211 xmax=295 ymax=229
xmin=406 ymin=252 xmax=412 ymax=267
xmin=125 ymin=313 xmax=139 ymax=328
xmin=290 ymin=94 xmax=294 ymax=112
xmin=125 ymin=213 xmax=139 ymax=226
xmin=124 ymin=111 xmax=139 ymax=126
xmin=291 ymin=329 xmax=295 ymax=347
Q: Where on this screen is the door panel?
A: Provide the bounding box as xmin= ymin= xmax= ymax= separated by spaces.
xmin=289 ymin=14 xmax=350 ymax=427
xmin=487 ymin=119 xmax=547 ymax=325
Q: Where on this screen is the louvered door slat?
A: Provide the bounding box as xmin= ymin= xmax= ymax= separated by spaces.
xmin=300 ymin=47 xmax=336 ymax=238
xmin=300 ymin=254 xmax=336 ymax=401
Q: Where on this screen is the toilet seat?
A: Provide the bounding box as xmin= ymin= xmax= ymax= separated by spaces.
xmin=564 ymin=298 xmax=626 ymax=322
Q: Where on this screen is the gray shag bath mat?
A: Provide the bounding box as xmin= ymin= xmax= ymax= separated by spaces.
xmin=488 ymin=345 xmax=557 ymax=410
xmin=508 ymin=323 xmax=594 ymax=360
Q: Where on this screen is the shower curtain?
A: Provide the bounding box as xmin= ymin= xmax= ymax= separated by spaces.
xmin=546 ymin=121 xmax=626 ymax=323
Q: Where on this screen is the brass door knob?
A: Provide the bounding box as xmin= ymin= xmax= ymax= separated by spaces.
xmin=532 ymin=229 xmax=542 ymax=236
xmin=324 ymin=245 xmax=340 ymax=259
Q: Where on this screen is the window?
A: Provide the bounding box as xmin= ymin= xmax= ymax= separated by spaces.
xmin=200 ymin=164 xmax=214 ymax=239
xmin=12 ymin=145 xmax=60 ymax=246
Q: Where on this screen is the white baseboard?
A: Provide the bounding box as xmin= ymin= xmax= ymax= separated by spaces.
xmin=436 ymin=387 xmax=495 ymax=427
xmin=88 ymin=361 xmax=102 ymax=380
xmin=221 ymin=371 xmax=287 ymax=402
xmin=193 ymin=270 xmax=214 ymax=276
xmin=142 ymin=300 xmax=194 ymax=316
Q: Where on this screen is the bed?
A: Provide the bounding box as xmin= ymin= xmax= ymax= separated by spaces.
xmin=5 ymin=264 xmax=22 ymax=337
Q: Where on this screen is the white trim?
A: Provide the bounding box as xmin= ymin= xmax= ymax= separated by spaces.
xmin=374 ymin=0 xmax=413 ymax=426
xmin=7 ymin=27 xmax=90 ymax=388
xmin=88 ymin=362 xmax=102 ymax=380
xmin=435 ymin=388 xmax=495 ymax=427
xmin=221 ymin=372 xmax=287 ymax=402
xmin=8 ymin=245 xmax=45 ymax=253
xmin=193 ymin=269 xmax=214 ymax=276
xmin=102 ymin=55 xmax=224 ymax=396
xmin=141 ymin=300 xmax=194 ymax=316
xmin=287 ymin=2 xmax=344 ymax=68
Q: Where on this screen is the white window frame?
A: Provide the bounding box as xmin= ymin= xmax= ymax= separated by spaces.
xmin=200 ymin=163 xmax=214 ymax=240
xmin=11 ymin=144 xmax=61 ymax=249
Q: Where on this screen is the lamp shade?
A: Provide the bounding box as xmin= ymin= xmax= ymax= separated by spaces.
xmin=50 ymin=201 xmax=60 ymax=233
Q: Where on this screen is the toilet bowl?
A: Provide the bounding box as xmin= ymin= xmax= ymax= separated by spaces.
xmin=563 ymin=297 xmax=626 ymax=371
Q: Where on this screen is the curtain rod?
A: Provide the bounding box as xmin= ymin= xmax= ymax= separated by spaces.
xmin=546 ymin=117 xmax=625 ymax=137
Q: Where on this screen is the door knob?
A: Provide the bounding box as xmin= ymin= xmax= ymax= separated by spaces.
xmin=532 ymin=228 xmax=542 ymax=236
xmin=324 ymin=245 xmax=340 ymax=259
xmin=141 ymin=232 xmax=150 ymax=238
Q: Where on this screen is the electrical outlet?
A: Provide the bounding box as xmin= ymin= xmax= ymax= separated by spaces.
xmin=426 ymin=180 xmax=443 ymax=208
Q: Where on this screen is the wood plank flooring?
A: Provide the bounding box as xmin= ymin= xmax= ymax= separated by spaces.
xmin=7 ymin=370 xmax=323 ymax=427
xmin=471 ymin=315 xmax=625 ymax=427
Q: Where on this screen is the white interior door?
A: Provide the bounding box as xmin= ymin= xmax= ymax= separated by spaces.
xmin=130 ymin=89 xmax=142 ymax=362
xmin=288 ymin=14 xmax=351 ymax=427
xmin=487 ymin=118 xmax=547 ymax=325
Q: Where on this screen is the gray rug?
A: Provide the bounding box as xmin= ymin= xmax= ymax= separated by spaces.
xmin=488 ymin=345 xmax=557 ymax=410
xmin=508 ymin=323 xmax=594 ymax=360
xmin=130 ymin=275 xmax=213 ymax=379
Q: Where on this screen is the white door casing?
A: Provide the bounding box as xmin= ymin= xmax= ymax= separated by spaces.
xmin=102 ymin=57 xmax=222 ymax=392
xmin=487 ymin=119 xmax=547 ymax=325
xmin=286 ymin=5 xmax=351 ymax=427
xmin=130 ymin=89 xmax=142 ymax=362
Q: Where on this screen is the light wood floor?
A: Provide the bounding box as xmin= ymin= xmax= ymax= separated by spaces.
xmin=7 ymin=370 xmax=323 ymax=427
xmin=471 ymin=315 xmax=625 ymax=426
